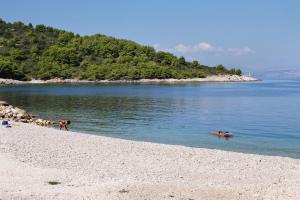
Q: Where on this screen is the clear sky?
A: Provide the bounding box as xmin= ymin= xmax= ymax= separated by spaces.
xmin=1 ymin=0 xmax=300 ymax=71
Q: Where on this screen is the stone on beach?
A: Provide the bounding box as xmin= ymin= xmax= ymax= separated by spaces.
xmin=14 ymin=107 xmax=27 ymax=115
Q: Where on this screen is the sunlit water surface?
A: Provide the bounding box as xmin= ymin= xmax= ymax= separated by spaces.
xmin=1 ymin=80 xmax=300 ymax=158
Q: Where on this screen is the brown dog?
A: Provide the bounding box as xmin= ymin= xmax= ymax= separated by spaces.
xmin=59 ymin=120 xmax=71 ymax=131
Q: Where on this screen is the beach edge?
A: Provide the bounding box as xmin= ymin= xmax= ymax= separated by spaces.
xmin=0 ymin=75 xmax=258 ymax=85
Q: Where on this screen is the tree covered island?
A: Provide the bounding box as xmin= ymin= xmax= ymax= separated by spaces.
xmin=0 ymin=19 xmax=242 ymax=81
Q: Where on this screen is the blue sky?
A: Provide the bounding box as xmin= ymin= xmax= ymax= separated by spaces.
xmin=1 ymin=0 xmax=300 ymax=72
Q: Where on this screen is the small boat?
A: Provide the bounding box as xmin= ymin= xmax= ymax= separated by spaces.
xmin=210 ymin=131 xmax=233 ymax=138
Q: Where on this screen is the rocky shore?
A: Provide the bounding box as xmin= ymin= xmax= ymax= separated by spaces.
xmin=0 ymin=75 xmax=258 ymax=85
xmin=0 ymin=101 xmax=53 ymax=126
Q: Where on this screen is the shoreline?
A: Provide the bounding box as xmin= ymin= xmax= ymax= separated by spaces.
xmin=0 ymin=122 xmax=299 ymax=199
xmin=0 ymin=75 xmax=258 ymax=85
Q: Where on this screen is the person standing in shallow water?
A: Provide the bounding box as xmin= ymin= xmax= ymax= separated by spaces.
xmin=59 ymin=120 xmax=71 ymax=131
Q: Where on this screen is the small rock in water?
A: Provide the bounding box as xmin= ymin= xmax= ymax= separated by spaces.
xmin=0 ymin=101 xmax=9 ymax=106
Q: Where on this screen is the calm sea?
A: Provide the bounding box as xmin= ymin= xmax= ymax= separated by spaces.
xmin=1 ymin=80 xmax=300 ymax=158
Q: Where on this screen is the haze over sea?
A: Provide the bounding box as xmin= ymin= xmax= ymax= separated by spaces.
xmin=1 ymin=79 xmax=300 ymax=158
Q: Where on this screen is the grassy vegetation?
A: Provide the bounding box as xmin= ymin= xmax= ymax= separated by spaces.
xmin=0 ymin=19 xmax=242 ymax=81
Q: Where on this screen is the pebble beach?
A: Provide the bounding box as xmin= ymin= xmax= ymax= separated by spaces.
xmin=0 ymin=122 xmax=300 ymax=200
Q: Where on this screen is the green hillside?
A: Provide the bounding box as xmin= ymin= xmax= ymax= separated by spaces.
xmin=0 ymin=19 xmax=241 ymax=81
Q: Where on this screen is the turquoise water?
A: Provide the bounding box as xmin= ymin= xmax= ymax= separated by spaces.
xmin=1 ymin=80 xmax=300 ymax=158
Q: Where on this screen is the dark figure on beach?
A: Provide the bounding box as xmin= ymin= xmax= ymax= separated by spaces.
xmin=59 ymin=120 xmax=71 ymax=131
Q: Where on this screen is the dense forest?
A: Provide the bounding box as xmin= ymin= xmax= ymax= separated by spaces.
xmin=0 ymin=19 xmax=242 ymax=81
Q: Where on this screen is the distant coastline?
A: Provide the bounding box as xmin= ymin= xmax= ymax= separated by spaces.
xmin=0 ymin=75 xmax=258 ymax=85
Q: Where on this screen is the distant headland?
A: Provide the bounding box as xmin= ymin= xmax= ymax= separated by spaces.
xmin=0 ymin=19 xmax=250 ymax=82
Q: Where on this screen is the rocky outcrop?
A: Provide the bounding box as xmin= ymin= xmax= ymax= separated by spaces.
xmin=0 ymin=101 xmax=54 ymax=126
xmin=0 ymin=79 xmax=24 ymax=84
